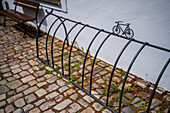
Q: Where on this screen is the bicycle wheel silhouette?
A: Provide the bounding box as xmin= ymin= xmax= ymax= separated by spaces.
xmin=112 ymin=26 xmax=120 ymax=35
xmin=125 ymin=29 xmax=134 ymax=38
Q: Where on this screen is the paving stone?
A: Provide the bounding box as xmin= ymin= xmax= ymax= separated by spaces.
xmin=0 ymin=101 xmax=6 ymax=107
xmin=10 ymin=65 xmax=20 ymax=69
xmin=3 ymin=72 xmax=12 ymax=77
xmin=57 ymin=80 xmax=65 ymax=86
xmin=59 ymin=86 xmax=68 ymax=93
xmin=40 ymin=101 xmax=56 ymax=111
xmin=23 ymin=104 xmax=34 ymax=112
xmin=34 ymin=70 xmax=46 ymax=77
xmin=12 ymin=68 xmax=22 ymax=74
xmin=17 ymin=85 xmax=29 ymax=93
xmin=0 ymin=86 xmax=9 ymax=94
xmin=29 ymin=80 xmax=37 ymax=86
xmin=81 ymin=107 xmax=95 ymax=113
xmin=54 ymin=99 xmax=72 ymax=110
xmin=5 ymin=105 xmax=14 ymax=113
xmin=0 ymin=80 xmax=7 ymax=85
xmin=21 ymin=65 xmax=30 ymax=70
xmin=46 ymin=83 xmax=59 ymax=92
xmin=37 ymin=81 xmax=47 ymax=87
xmin=37 ymin=77 xmax=45 ymax=82
xmin=83 ymin=95 xmax=94 ymax=103
xmin=7 ymin=93 xmax=23 ymax=103
xmin=64 ymin=89 xmax=75 ymax=97
xmin=19 ymin=71 xmax=30 ymax=77
xmin=14 ymin=98 xmax=25 ymax=107
xmin=138 ymin=92 xmax=150 ymax=99
xmin=122 ymin=105 xmax=136 ymax=113
xmin=102 ymin=109 xmax=112 ymax=113
xmin=13 ymin=109 xmax=23 ymax=113
xmin=34 ymin=99 xmax=46 ymax=106
xmin=118 ymin=83 xmax=132 ymax=90
xmin=6 ymin=77 xmax=15 ymax=82
xmin=45 ymin=92 xmax=59 ymax=100
xmin=47 ymin=76 xmax=58 ymax=83
xmin=0 ymin=109 xmax=5 ymax=113
xmin=92 ymin=102 xmax=103 ymax=111
xmin=68 ymin=103 xmax=82 ymax=113
xmin=92 ymin=83 xmax=99 ymax=88
xmin=55 ymin=95 xmax=63 ymax=102
xmin=24 ymin=86 xmax=38 ymax=95
xmin=44 ymin=109 xmax=55 ymax=113
xmin=150 ymin=99 xmax=161 ymax=110
xmin=21 ymin=75 xmax=35 ymax=83
xmin=70 ymin=93 xmax=78 ymax=100
xmin=125 ymin=93 xmax=134 ymax=99
xmin=0 ymin=93 xmax=6 ymax=101
xmin=136 ymin=80 xmax=149 ymax=89
xmin=132 ymin=97 xmax=142 ymax=105
xmin=78 ymin=90 xmax=85 ymax=96
xmin=29 ymin=60 xmax=39 ymax=66
xmin=96 ymin=78 xmax=105 ymax=83
xmin=28 ymin=68 xmax=34 ymax=73
xmin=94 ymin=68 xmax=103 ymax=74
xmin=7 ymin=80 xmax=22 ymax=89
xmin=25 ymin=93 xmax=37 ymax=103
xmin=35 ymin=88 xmax=47 ymax=97
xmin=1 ymin=68 xmax=10 ymax=73
xmin=78 ymin=99 xmax=89 ymax=107
xmin=29 ymin=108 xmax=40 ymax=113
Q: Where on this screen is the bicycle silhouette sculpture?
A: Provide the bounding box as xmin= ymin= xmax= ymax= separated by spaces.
xmin=112 ymin=21 xmax=134 ymax=38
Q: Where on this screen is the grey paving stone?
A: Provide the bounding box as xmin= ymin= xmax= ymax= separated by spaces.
xmin=125 ymin=93 xmax=134 ymax=99
xmin=132 ymin=97 xmax=142 ymax=105
xmin=0 ymin=93 xmax=6 ymax=101
xmin=59 ymin=86 xmax=68 ymax=93
xmin=54 ymin=99 xmax=72 ymax=110
xmin=34 ymin=99 xmax=46 ymax=106
xmin=83 ymin=95 xmax=94 ymax=103
xmin=70 ymin=93 xmax=78 ymax=100
xmin=150 ymin=99 xmax=161 ymax=110
xmin=13 ymin=109 xmax=23 ymax=113
xmin=34 ymin=70 xmax=46 ymax=77
xmin=81 ymin=107 xmax=95 ymax=113
xmin=0 ymin=86 xmax=9 ymax=94
xmin=5 ymin=105 xmax=14 ymax=113
xmin=14 ymin=98 xmax=25 ymax=107
xmin=44 ymin=109 xmax=55 ymax=113
xmin=24 ymin=86 xmax=38 ymax=95
xmin=40 ymin=101 xmax=56 ymax=111
xmin=0 ymin=80 xmax=7 ymax=85
xmin=78 ymin=99 xmax=89 ymax=107
xmin=92 ymin=102 xmax=103 ymax=111
xmin=7 ymin=80 xmax=22 ymax=89
xmin=122 ymin=105 xmax=136 ymax=113
xmin=45 ymin=92 xmax=59 ymax=100
xmin=17 ymin=85 xmax=29 ymax=93
xmin=7 ymin=93 xmax=23 ymax=103
xmin=25 ymin=93 xmax=37 ymax=103
xmin=21 ymin=75 xmax=35 ymax=83
xmin=35 ymin=89 xmax=47 ymax=97
xmin=46 ymin=84 xmax=59 ymax=92
xmin=47 ymin=76 xmax=57 ymax=83
xmin=68 ymin=103 xmax=82 ymax=113
xmin=0 ymin=101 xmax=6 ymax=107
xmin=23 ymin=104 xmax=34 ymax=112
xmin=55 ymin=95 xmax=64 ymax=102
xmin=57 ymin=80 xmax=65 ymax=86
xmin=0 ymin=109 xmax=4 ymax=113
xmin=37 ymin=82 xmax=47 ymax=87
xmin=29 ymin=108 xmax=41 ymax=113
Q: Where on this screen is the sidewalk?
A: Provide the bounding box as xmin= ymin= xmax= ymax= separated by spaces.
xmin=0 ymin=16 xmax=169 ymax=113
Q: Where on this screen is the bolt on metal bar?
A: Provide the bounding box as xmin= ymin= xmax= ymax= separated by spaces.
xmin=61 ymin=22 xmax=80 ymax=75
xmin=68 ymin=24 xmax=88 ymax=79
xmin=82 ymin=29 xmax=103 ymax=89
xmin=147 ymin=58 xmax=170 ymax=113
xmin=118 ymin=42 xmax=148 ymax=113
xmin=45 ymin=18 xmax=59 ymax=65
xmin=89 ymin=33 xmax=112 ymax=94
xmin=51 ymin=19 xmax=67 ymax=68
xmin=106 ymin=38 xmax=134 ymax=106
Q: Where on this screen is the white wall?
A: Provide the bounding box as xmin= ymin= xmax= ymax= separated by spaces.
xmin=4 ymin=0 xmax=170 ymax=91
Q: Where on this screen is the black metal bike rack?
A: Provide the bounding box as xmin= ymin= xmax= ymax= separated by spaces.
xmin=36 ymin=9 xmax=170 ymax=113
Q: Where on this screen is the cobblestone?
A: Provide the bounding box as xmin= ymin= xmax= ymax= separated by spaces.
xmin=21 ymin=75 xmax=35 ymax=83
xmin=5 ymin=105 xmax=14 ymax=113
xmin=54 ymin=99 xmax=72 ymax=110
xmin=23 ymin=104 xmax=34 ymax=112
xmin=25 ymin=93 xmax=37 ymax=103
xmin=7 ymin=93 xmax=23 ymax=103
xmin=45 ymin=92 xmax=59 ymax=100
xmin=92 ymin=102 xmax=103 ymax=111
xmin=68 ymin=103 xmax=82 ymax=113
xmin=40 ymin=101 xmax=56 ymax=111
xmin=24 ymin=86 xmax=38 ymax=95
xmin=14 ymin=98 xmax=25 ymax=107
xmin=0 ymin=93 xmax=6 ymax=101
xmin=35 ymin=88 xmax=47 ymax=97
xmin=7 ymin=80 xmax=22 ymax=89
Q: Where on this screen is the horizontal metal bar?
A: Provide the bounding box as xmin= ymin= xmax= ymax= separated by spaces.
xmin=50 ymin=14 xmax=169 ymax=53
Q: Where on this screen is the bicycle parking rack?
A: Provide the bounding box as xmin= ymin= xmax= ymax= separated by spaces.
xmin=36 ymin=9 xmax=170 ymax=113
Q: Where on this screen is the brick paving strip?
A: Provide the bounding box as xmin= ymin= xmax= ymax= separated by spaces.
xmin=0 ymin=17 xmax=169 ymax=113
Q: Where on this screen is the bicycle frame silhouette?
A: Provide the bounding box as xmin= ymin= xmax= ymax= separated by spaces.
xmin=112 ymin=21 xmax=134 ymax=38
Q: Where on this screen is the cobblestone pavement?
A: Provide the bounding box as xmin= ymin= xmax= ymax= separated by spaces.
xmin=0 ymin=17 xmax=169 ymax=113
